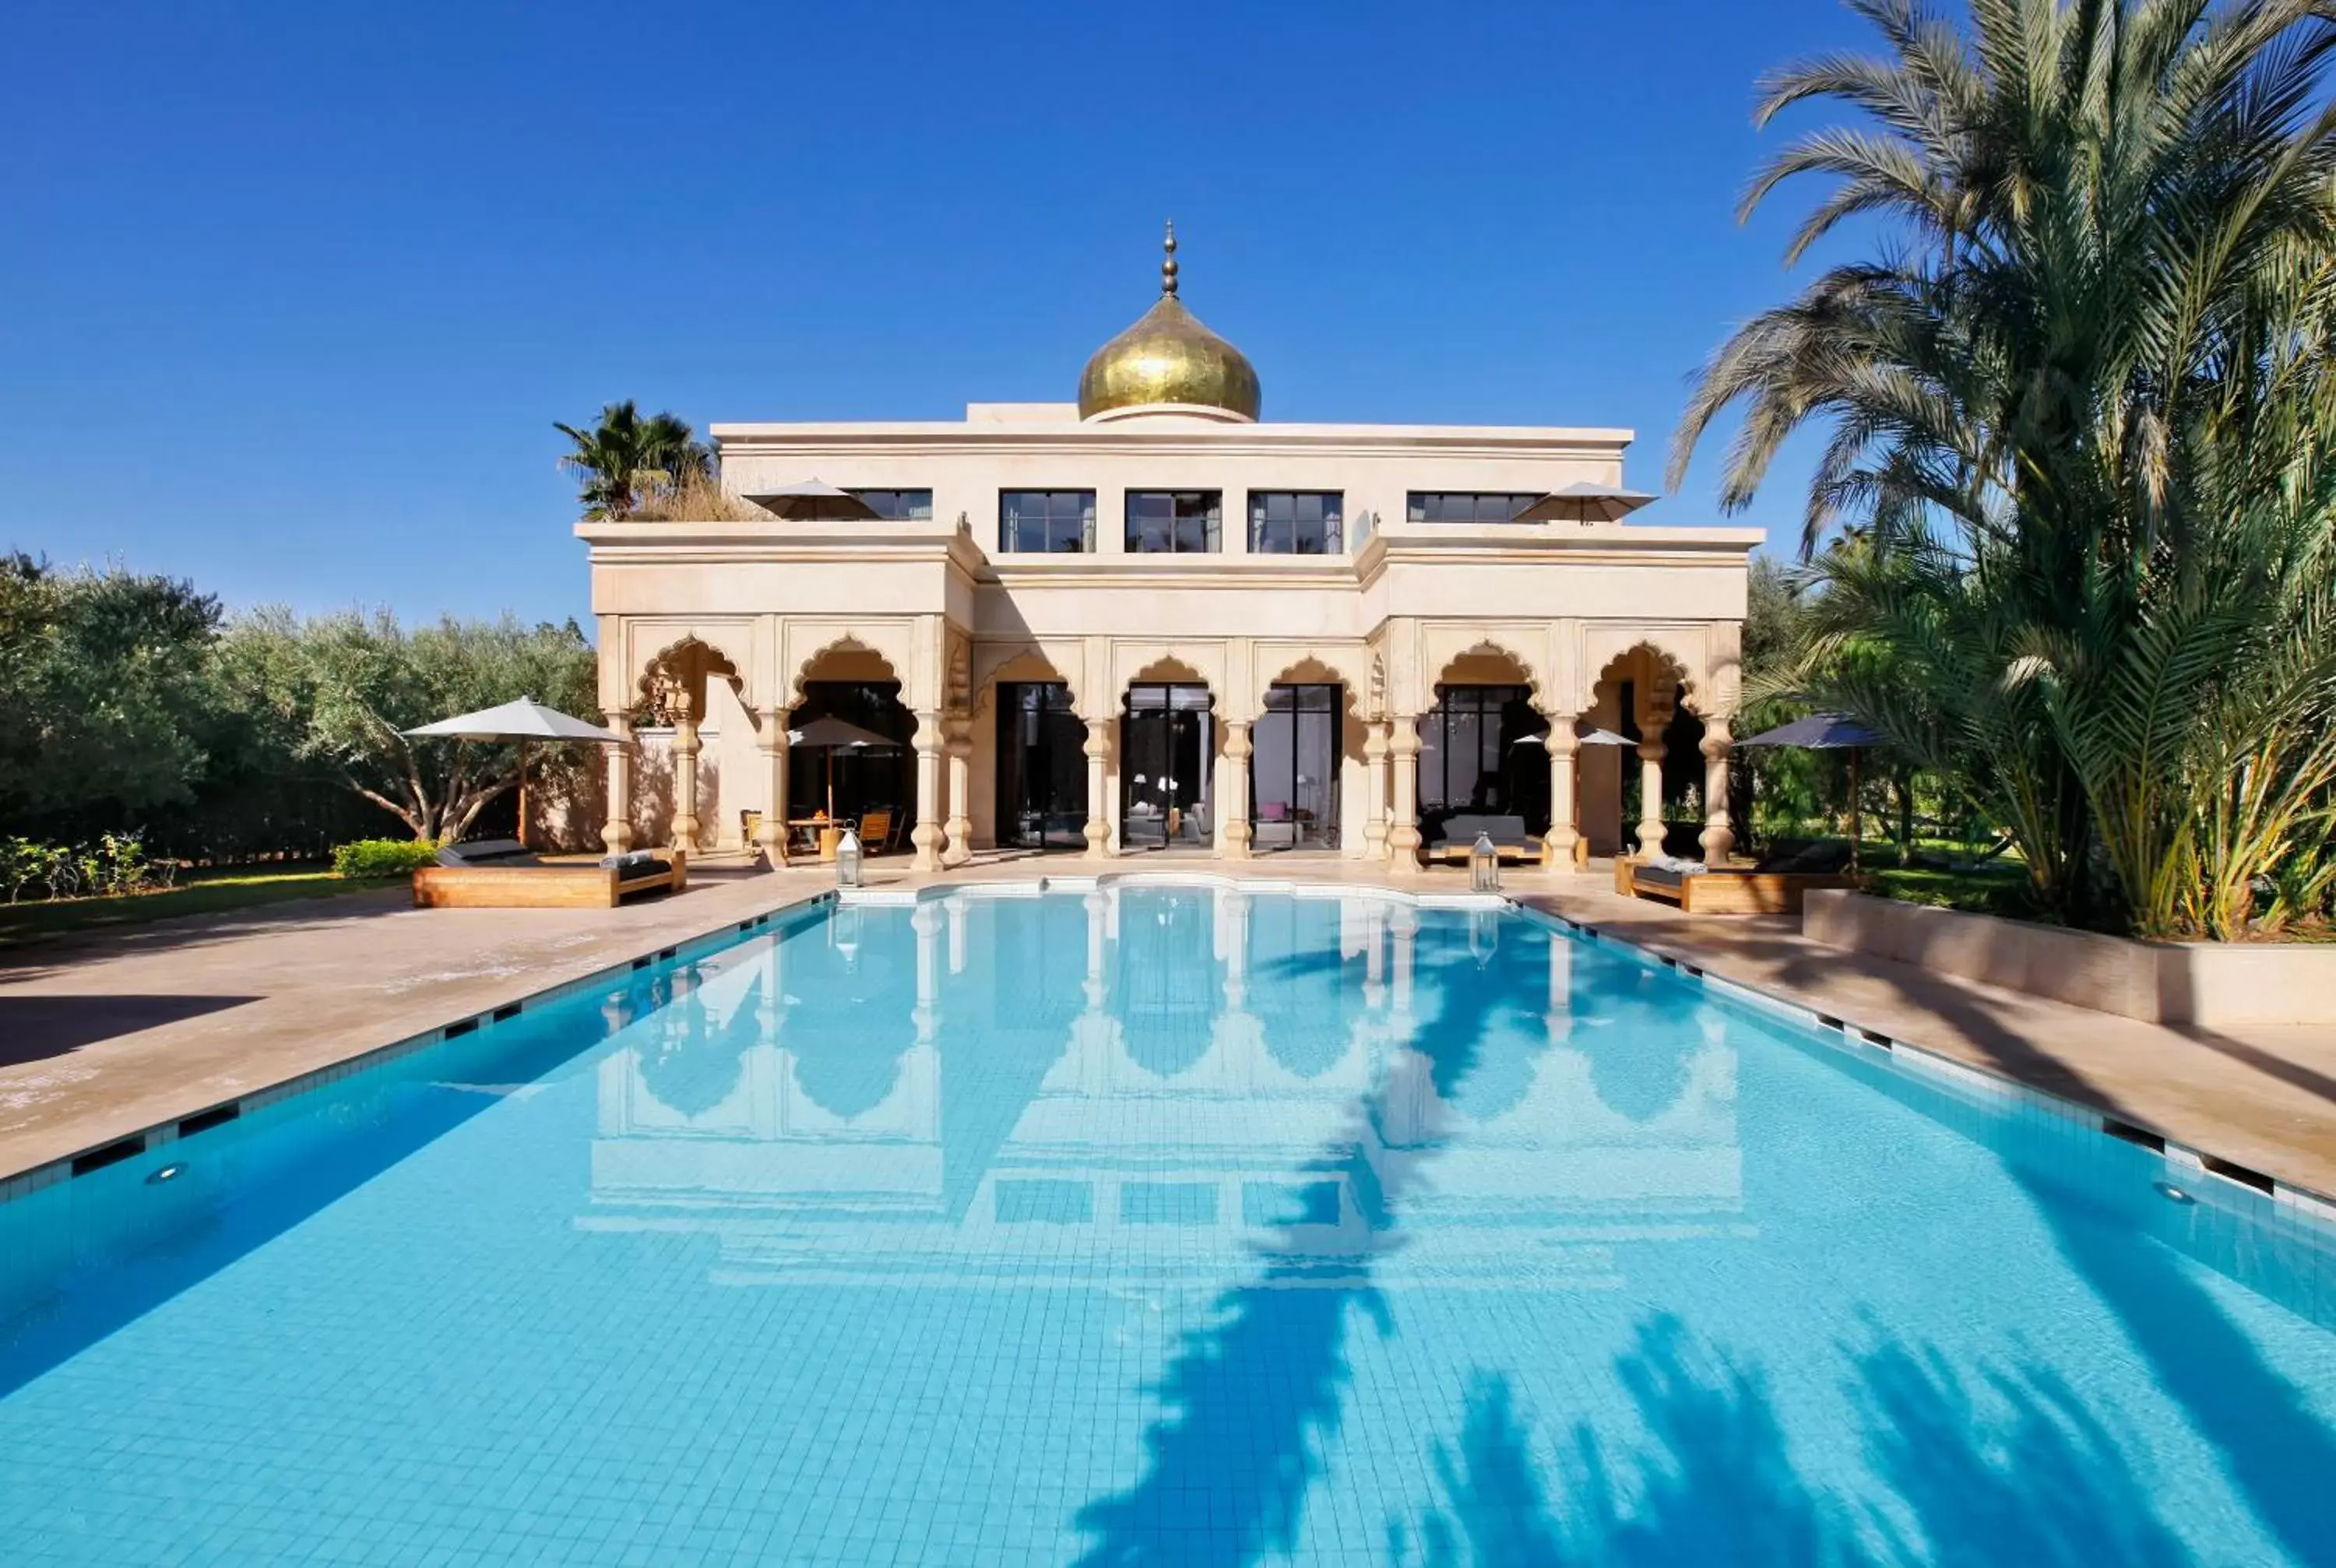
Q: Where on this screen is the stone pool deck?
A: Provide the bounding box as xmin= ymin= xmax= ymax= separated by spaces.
xmin=2 ymin=856 xmax=2332 ymax=1202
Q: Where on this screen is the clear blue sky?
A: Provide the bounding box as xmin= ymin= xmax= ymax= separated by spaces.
xmin=1 ymin=0 xmax=1880 ymax=627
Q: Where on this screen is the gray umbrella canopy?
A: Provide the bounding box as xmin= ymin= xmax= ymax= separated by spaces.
xmin=402 ymin=698 xmax=625 ymax=744
xmin=788 ymin=715 xmax=903 ymax=822
xmin=402 ymin=698 xmax=624 ymax=850
xmin=1736 ymin=712 xmax=1884 ymax=873
xmin=788 ymin=715 xmax=901 ymax=751
xmin=1736 ymin=712 xmax=1885 ymax=749
xmin=743 ymin=479 xmax=882 ymax=522
xmin=1512 ymin=481 xmax=1657 ymax=525
xmin=1508 ymin=726 xmax=1634 ymax=748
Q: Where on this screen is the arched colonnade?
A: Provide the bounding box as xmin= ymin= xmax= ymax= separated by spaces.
xmin=595 ymin=614 xmax=1743 ymax=871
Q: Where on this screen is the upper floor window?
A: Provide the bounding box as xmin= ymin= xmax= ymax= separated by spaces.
xmin=1126 ymin=490 xmax=1222 ymax=554
xmin=851 ymin=489 xmax=934 ymax=521
xmin=1249 ymin=491 xmax=1342 ymax=555
xmin=1405 ymin=492 xmax=1542 ymax=523
xmin=1000 ymin=490 xmax=1095 ymax=554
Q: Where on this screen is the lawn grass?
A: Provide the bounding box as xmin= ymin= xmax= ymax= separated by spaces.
xmin=0 ymin=867 xmax=403 ymax=948
xmin=1867 ymin=863 xmax=2035 ymax=917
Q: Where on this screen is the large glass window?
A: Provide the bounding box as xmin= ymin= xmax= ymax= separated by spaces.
xmin=1417 ymin=684 xmax=1550 ymax=837
xmin=1121 ymin=684 xmax=1215 ymax=848
xmin=1125 ymin=490 xmax=1222 ymax=554
xmin=1405 ymin=492 xmax=1542 ymax=523
xmin=850 ymin=489 xmax=933 ymax=521
xmin=1248 ymin=492 xmax=1342 ymax=555
xmin=1000 ymin=490 xmax=1096 ymax=553
xmin=994 ymin=681 xmax=1086 ymax=850
xmin=1251 ymin=684 xmax=1340 ymax=849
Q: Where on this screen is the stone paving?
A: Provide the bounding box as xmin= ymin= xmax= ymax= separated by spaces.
xmin=2 ymin=855 xmax=2332 ymax=1201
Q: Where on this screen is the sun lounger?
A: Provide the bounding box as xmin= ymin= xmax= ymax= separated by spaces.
xmin=411 ymin=840 xmax=687 ymax=909
xmin=1614 ymin=853 xmax=1857 ymax=914
xmin=1427 ymin=814 xmax=1546 ymax=865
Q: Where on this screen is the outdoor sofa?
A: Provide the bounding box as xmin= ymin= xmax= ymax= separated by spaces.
xmin=1427 ymin=814 xmax=1546 ymax=866
xmin=1614 ymin=842 xmax=1859 ymax=915
xmin=410 ymin=838 xmax=687 ymax=909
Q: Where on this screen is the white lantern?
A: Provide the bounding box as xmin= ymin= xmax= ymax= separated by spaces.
xmin=1470 ymin=831 xmax=1500 ymax=894
xmin=835 ymin=827 xmax=864 ymax=888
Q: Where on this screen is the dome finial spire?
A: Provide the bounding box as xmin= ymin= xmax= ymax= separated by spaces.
xmin=1161 ymin=220 xmax=1178 ymax=297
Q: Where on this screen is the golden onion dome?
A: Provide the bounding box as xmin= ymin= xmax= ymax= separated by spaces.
xmin=1077 ymin=223 xmax=1261 ymax=421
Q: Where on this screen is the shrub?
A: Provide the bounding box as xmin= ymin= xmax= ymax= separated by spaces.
xmin=0 ymin=833 xmax=169 ymax=902
xmin=332 ymin=838 xmax=442 ymax=879
xmin=625 ymin=468 xmax=772 ymax=522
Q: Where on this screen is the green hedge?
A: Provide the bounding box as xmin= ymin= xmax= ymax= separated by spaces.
xmin=331 ymin=839 xmax=442 ymax=879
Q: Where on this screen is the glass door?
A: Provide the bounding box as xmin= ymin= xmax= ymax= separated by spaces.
xmin=995 ymin=682 xmax=1086 ymax=849
xmin=1251 ymin=684 xmax=1341 ymax=849
xmin=1121 ymin=684 xmax=1215 ymax=849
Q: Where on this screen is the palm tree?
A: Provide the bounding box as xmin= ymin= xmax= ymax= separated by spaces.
xmin=1674 ymin=0 xmax=2336 ymax=931
xmin=554 ymin=401 xmax=710 ymax=520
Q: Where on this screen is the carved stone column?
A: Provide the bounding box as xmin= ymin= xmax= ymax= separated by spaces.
xmin=1635 ymin=740 xmax=1667 ymax=860
xmin=1220 ymin=719 xmax=1252 ymax=860
xmin=670 ymin=692 xmax=702 ymax=852
xmin=600 ymin=712 xmax=636 ymax=853
xmin=1388 ymin=715 xmax=1423 ymax=874
xmin=911 ymin=899 xmax=941 ymax=1042
xmin=1699 ymin=715 xmax=1736 ymax=865
xmin=754 ymin=708 xmax=789 ymax=868
xmin=910 ymin=710 xmax=944 ymax=870
xmin=942 ymin=713 xmax=973 ymax=867
xmin=1082 ymin=716 xmax=1112 ymax=859
xmin=1544 ymin=724 xmax=1580 ymax=869
xmin=1362 ymin=719 xmax=1390 ymax=862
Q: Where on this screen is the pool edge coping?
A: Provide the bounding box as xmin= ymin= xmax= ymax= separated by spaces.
xmin=0 ymin=888 xmax=843 ymax=1204
xmin=1512 ymin=898 xmax=2336 ymax=1234
xmin=7 ymin=869 xmax=2333 ymax=1237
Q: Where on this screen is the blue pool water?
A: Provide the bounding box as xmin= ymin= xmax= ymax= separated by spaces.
xmin=2 ymin=883 xmax=2334 ymax=1566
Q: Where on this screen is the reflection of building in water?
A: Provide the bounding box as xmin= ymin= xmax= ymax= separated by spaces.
xmin=582 ymin=888 xmax=1744 ymax=1288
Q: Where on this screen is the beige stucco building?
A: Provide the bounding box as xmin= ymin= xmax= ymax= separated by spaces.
xmin=583 ymin=230 xmax=1761 ymax=872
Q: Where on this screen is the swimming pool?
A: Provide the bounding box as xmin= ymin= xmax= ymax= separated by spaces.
xmin=2 ymin=881 xmax=2332 ymax=1565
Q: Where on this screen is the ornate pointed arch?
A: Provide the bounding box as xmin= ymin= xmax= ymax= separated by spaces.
xmin=1253 ymin=652 xmax=1366 ymax=728
xmin=788 ymin=631 xmax=906 ymax=710
xmin=970 ymin=641 xmax=1085 ymax=722
xmin=1126 ymin=654 xmax=1210 ymax=688
xmin=1586 ymin=638 xmax=1700 ymax=730
xmin=634 ymin=631 xmax=752 ymax=723
xmin=1430 ymin=638 xmax=1543 ymax=707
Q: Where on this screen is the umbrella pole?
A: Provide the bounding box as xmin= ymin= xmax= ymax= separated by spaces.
xmin=516 ymin=740 xmax=529 ymax=851
xmin=1849 ymin=747 xmax=1863 ymax=875
xmin=826 ymin=751 xmax=835 ymax=821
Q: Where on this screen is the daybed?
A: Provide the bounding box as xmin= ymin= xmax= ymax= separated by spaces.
xmin=411 ymin=839 xmax=687 ymax=909
xmin=1614 ymin=846 xmax=1858 ymax=915
xmin=1428 ymin=814 xmax=1546 ymax=866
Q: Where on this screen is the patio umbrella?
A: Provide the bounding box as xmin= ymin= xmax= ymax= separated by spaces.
xmin=403 ymin=698 xmax=627 ymax=849
xmin=787 ymin=715 xmax=903 ymax=821
xmin=1736 ymin=712 xmax=1886 ymax=872
xmin=1512 ymin=481 xmax=1657 ymax=525
xmin=1508 ymin=727 xmax=1637 ymax=860
xmin=742 ymin=478 xmax=882 ymax=522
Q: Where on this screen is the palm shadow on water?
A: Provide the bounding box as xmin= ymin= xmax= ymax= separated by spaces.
xmin=1407 ymin=1315 xmax=2197 ymax=1567
xmin=1634 ymin=919 xmax=2336 ymax=1563
xmin=1070 ymin=920 xmax=1553 ymax=1567
xmin=1064 ymin=902 xmax=2336 ymax=1566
